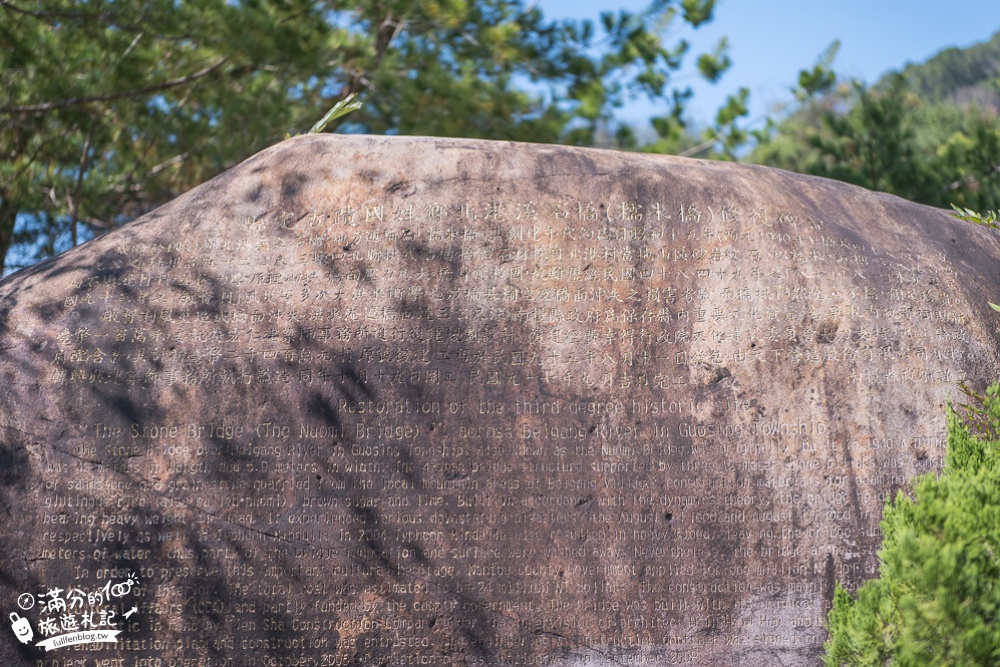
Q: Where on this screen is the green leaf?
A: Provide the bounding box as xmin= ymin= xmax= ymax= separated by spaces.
xmin=308 ymin=94 xmax=363 ymax=134
xmin=950 ymin=204 xmax=1000 ymax=228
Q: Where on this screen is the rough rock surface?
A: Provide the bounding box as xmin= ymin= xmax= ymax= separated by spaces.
xmin=2 ymin=135 xmax=1000 ymax=666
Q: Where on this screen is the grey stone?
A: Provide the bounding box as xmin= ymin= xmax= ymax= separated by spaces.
xmin=2 ymin=135 xmax=999 ymax=666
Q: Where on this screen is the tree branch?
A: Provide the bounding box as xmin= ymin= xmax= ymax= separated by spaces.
xmin=941 ymin=163 xmax=1000 ymax=194
xmin=0 ymin=132 xmax=64 ymax=191
xmin=69 ymin=130 xmax=92 ymax=248
xmin=0 ymin=1 xmax=146 ymax=32
xmin=0 ymin=58 xmax=229 ymax=115
xmin=324 ymin=15 xmax=402 ymax=133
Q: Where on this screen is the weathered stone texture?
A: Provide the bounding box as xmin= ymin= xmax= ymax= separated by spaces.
xmin=2 ymin=135 xmax=1000 ymax=665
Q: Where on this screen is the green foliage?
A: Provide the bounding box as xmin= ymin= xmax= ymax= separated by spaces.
xmin=698 ymin=87 xmax=749 ymax=160
xmin=823 ymin=385 xmax=1000 ymax=666
xmin=1 ymin=0 xmax=337 ymax=274
xmin=797 ymin=40 xmax=841 ymax=99
xmin=0 ymin=0 xmax=730 ymax=274
xmin=947 ymin=206 xmax=1000 ymax=312
xmin=950 ymin=204 xmax=999 ymax=229
xmin=680 ymin=0 xmax=716 ymax=27
xmin=752 ymin=33 xmax=1000 ymax=211
xmin=956 ymin=383 xmax=1000 ymax=441
xmin=896 ymin=31 xmax=1000 ymax=108
xmin=696 ymin=37 xmax=731 ymax=83
xmin=653 ymin=39 xmax=839 ymax=160
xmin=812 ymin=75 xmax=937 ymax=200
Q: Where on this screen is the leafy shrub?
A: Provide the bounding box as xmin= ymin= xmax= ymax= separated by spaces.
xmin=824 ymin=384 xmax=1000 ymax=666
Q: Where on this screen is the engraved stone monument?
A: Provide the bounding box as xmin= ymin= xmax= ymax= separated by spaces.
xmin=2 ymin=135 xmax=1000 ymax=666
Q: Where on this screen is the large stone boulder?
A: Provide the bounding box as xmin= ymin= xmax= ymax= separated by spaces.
xmin=2 ymin=135 xmax=999 ymax=666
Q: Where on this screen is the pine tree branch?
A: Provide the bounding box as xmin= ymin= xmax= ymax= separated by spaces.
xmin=323 ymin=14 xmax=401 ymax=133
xmin=0 ymin=58 xmax=229 ymax=115
xmin=0 ymin=1 xmax=145 ymax=32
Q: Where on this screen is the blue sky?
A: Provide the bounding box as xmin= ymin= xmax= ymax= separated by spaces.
xmin=538 ymin=0 xmax=1000 ymax=129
